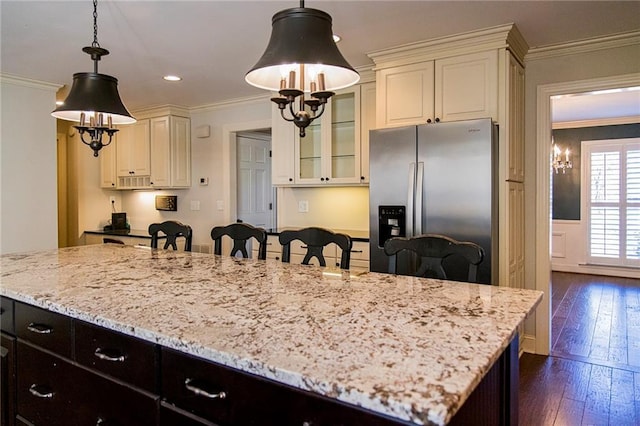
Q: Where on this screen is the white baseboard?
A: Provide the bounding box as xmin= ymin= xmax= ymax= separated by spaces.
xmin=551 ymin=263 xmax=640 ymax=279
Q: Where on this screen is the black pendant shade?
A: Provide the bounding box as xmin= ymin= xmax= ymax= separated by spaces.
xmin=245 ymin=7 xmax=359 ymax=92
xmin=51 ymin=0 xmax=134 ymax=156
xmin=51 ymin=72 xmax=135 ymax=125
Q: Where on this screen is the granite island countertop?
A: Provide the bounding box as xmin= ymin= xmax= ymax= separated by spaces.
xmin=0 ymin=245 xmax=541 ymax=425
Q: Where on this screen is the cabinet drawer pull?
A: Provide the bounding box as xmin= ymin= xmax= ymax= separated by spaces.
xmin=29 ymin=384 xmax=54 ymax=398
xmin=184 ymin=378 xmax=227 ymax=400
xmin=27 ymin=322 xmax=53 ymax=334
xmin=94 ymin=347 xmax=126 ymax=362
xmin=351 ymin=250 xmax=363 ymax=253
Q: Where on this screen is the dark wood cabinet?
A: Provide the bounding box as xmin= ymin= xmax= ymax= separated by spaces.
xmin=14 ymin=303 xmax=72 ymax=358
xmin=1 ymin=297 xmax=15 ymax=335
xmin=75 ymin=320 xmax=158 ymax=392
xmin=160 ymin=347 xmax=403 ymax=426
xmin=4 ymin=297 xmax=518 ymax=426
xmin=1 ymin=333 xmax=16 ymax=426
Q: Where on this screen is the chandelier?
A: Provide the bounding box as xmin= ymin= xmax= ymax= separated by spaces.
xmin=51 ymin=0 xmax=135 ymax=157
xmin=245 ymin=1 xmax=359 ymax=137
xmin=552 ymin=142 xmax=573 ymax=174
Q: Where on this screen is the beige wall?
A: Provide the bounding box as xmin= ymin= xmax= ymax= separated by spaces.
xmin=277 ymin=186 xmax=369 ymax=231
xmin=0 ymin=75 xmax=59 ymax=254
xmin=522 ymin=40 xmax=640 ymax=337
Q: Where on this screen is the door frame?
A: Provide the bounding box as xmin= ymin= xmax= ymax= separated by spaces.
xmin=534 ymin=72 xmax=640 ymax=355
xmin=222 ymin=119 xmax=272 ymax=226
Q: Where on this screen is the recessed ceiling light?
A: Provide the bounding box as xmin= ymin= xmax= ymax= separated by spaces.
xmin=163 ymin=75 xmax=182 ymax=82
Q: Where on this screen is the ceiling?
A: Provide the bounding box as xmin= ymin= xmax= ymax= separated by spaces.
xmin=1 ymin=1 xmax=639 ymax=121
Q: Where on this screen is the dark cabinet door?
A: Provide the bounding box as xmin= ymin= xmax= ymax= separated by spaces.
xmin=75 ymin=320 xmax=158 ymax=392
xmin=16 ymin=341 xmax=76 ymax=425
xmin=15 ymin=303 xmax=71 ymax=357
xmin=0 ymin=298 xmax=14 ymax=335
xmin=1 ymin=333 xmax=16 ymax=426
xmin=161 ymin=347 xmax=402 ymax=426
xmin=17 ymin=341 xmax=159 ymax=426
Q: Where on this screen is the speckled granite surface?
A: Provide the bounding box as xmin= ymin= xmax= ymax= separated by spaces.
xmin=1 ymin=245 xmax=541 ymax=425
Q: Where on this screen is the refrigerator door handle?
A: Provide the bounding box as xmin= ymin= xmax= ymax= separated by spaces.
xmin=407 ymin=162 xmax=415 ymax=237
xmin=416 ymin=162 xmax=424 ymax=236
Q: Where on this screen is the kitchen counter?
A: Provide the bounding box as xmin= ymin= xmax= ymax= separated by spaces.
xmin=265 ymin=227 xmax=369 ymax=242
xmin=0 ymin=245 xmax=541 ymax=425
xmin=84 ymin=228 xmax=154 ymax=239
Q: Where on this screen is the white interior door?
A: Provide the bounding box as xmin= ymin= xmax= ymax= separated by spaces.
xmin=237 ymin=132 xmax=274 ymax=229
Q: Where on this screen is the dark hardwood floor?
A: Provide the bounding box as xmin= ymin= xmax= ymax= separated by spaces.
xmin=519 ymin=272 xmax=640 ymax=425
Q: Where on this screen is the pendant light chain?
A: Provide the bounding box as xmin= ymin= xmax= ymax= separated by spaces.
xmin=92 ymin=0 xmax=100 ymax=48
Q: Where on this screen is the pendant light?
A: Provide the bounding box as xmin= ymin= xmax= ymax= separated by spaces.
xmin=245 ymin=0 xmax=359 ymax=137
xmin=52 ymin=0 xmax=135 ymax=157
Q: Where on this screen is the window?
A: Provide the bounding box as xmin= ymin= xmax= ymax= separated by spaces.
xmin=584 ymin=138 xmax=640 ymax=267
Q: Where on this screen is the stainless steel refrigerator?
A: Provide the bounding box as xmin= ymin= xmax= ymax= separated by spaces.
xmin=368 ymin=118 xmax=497 ymax=284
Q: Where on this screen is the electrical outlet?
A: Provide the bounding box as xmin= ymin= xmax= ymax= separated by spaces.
xmin=298 ymin=200 xmax=309 ymax=213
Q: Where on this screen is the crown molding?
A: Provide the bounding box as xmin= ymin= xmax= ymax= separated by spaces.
xmin=130 ymin=104 xmax=191 ymax=119
xmin=0 ymin=73 xmax=60 ymax=91
xmin=526 ymin=31 xmax=640 ymax=62
xmin=367 ymin=23 xmax=528 ymax=69
xmin=553 ymin=115 xmax=640 ymax=129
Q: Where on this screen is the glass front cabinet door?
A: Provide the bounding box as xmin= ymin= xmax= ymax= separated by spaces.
xmin=295 ymin=86 xmax=362 ymax=185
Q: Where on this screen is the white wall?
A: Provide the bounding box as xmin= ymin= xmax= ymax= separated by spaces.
xmin=0 ymin=75 xmax=59 ymax=254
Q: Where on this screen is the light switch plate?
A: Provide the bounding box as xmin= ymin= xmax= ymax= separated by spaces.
xmin=190 ymin=200 xmax=200 ymax=211
xmin=298 ymin=200 xmax=309 ymax=213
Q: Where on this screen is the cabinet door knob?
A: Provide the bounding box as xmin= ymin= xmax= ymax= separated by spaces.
xmin=435 ymin=117 xmax=440 ymax=123
xmin=289 ymin=178 xmax=293 ymax=182
xmin=427 ymin=119 xmax=432 ymax=123
xmin=326 ymin=177 xmax=329 ymax=181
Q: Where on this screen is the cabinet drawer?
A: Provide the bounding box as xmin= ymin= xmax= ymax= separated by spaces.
xmin=350 ymin=241 xmax=370 ymax=261
xmin=16 ymin=341 xmax=76 ymax=425
xmin=161 ymin=347 xmax=399 ymax=425
xmin=0 ymin=297 xmax=14 ymax=335
xmin=75 ymin=320 xmax=158 ymax=392
xmin=18 ymin=341 xmax=158 ymax=426
xmin=15 ymin=303 xmax=71 ymax=358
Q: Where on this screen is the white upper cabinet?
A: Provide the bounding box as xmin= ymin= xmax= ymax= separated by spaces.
xmin=271 ymin=102 xmax=296 ymax=185
xmin=434 ymin=50 xmax=498 ymax=122
xmin=170 ymin=116 xmax=191 ymax=188
xmin=359 ymin=82 xmax=376 ymax=184
xmin=376 ymin=62 xmax=435 ymax=128
xmin=375 ymin=50 xmax=498 ymax=128
xmin=150 ymin=116 xmax=171 ymax=188
xmin=272 ymin=83 xmax=373 ymax=187
xmin=117 ymin=120 xmax=151 ymax=177
xmin=149 ymin=115 xmax=191 ymax=188
xmin=99 ymin=141 xmax=117 ymax=189
xmin=295 ymin=86 xmax=361 ymax=185
xmin=103 ymin=107 xmax=191 ymax=190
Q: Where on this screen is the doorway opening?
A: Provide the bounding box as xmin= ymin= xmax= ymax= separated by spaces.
xmin=536 ymin=73 xmax=640 ymax=355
